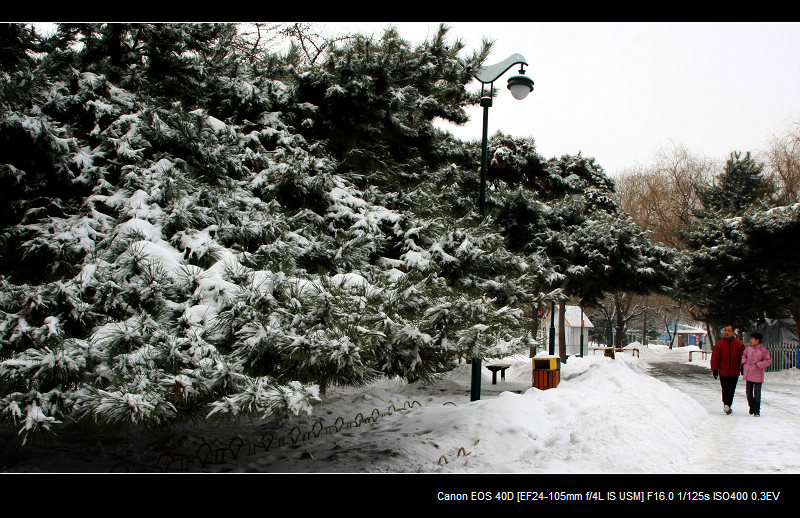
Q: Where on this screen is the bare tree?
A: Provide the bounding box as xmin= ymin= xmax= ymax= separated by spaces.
xmin=234 ymin=23 xmax=356 ymax=70
xmin=624 ymin=294 xmax=663 ymax=346
xmin=280 ymin=23 xmax=356 ymax=67
xmin=659 ymin=297 xmax=682 ymax=349
xmin=588 ymin=300 xmax=615 ymax=347
xmin=613 ymin=143 xmax=721 ymax=347
xmin=761 ymin=120 xmax=800 ymax=205
xmin=587 ymin=292 xmax=647 ymax=348
xmin=615 ymin=141 xmax=717 ymax=249
xmin=558 ymin=300 xmax=567 ymax=363
xmin=649 ymin=293 xmax=705 ymax=349
xmin=611 ymin=292 xmax=649 ymax=347
xmin=235 ymin=23 xmax=285 ymax=63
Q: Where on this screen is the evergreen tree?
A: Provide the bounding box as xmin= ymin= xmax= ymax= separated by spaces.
xmin=696 ymin=151 xmax=774 ymax=217
xmin=0 ymin=23 xmax=41 ymax=71
xmin=0 ymin=22 xmax=539 ymax=443
xmin=292 ymin=24 xmax=487 ymax=177
xmin=678 ymin=150 xmax=780 ymax=330
xmin=740 ymin=204 xmax=800 ymax=338
xmin=0 ymin=21 xmax=675 ymax=444
xmin=494 ymin=148 xmax=676 ymax=358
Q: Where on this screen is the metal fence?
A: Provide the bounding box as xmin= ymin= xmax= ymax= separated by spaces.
xmin=764 ymin=342 xmax=800 ymax=372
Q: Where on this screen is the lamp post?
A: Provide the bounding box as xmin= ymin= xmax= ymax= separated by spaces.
xmin=580 ymin=302 xmax=585 ymax=358
xmin=549 ymin=301 xmax=556 ymax=355
xmin=469 ymin=54 xmax=534 ymax=402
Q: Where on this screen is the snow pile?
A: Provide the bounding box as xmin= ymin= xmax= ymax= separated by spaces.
xmin=4 ymin=346 xmax=800 ymax=473
xmin=225 ymin=350 xmax=712 ymax=473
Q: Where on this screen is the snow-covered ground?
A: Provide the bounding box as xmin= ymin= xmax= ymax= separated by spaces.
xmin=3 ymin=343 xmax=799 ymax=475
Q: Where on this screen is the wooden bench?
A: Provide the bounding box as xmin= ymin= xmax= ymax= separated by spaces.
xmin=688 ymin=350 xmax=710 ymax=362
xmin=486 ymin=364 xmax=511 ymax=384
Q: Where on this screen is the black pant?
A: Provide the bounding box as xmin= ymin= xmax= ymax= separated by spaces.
xmin=719 ymin=376 xmax=739 ymax=406
xmin=746 ymin=381 xmax=763 ymax=414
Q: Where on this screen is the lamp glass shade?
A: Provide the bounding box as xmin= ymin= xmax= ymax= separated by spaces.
xmin=507 ymin=75 xmax=534 ymax=100
xmin=509 ymin=84 xmax=531 ymax=100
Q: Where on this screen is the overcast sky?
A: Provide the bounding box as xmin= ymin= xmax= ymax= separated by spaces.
xmin=321 ymin=22 xmax=800 ymax=176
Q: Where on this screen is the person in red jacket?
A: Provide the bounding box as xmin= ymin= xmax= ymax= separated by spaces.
xmin=710 ymin=325 xmax=745 ymax=415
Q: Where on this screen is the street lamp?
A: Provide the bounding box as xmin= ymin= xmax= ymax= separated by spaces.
xmin=469 ymin=53 xmax=535 ymax=402
xmin=580 ymin=302 xmax=585 ymax=358
xmin=473 ymin=53 xmax=534 ymax=217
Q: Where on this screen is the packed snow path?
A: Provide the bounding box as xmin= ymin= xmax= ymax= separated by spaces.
xmin=644 ymin=350 xmax=800 ymax=473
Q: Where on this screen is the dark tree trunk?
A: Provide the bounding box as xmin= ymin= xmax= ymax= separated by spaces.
xmin=558 ymin=300 xmax=567 ymax=363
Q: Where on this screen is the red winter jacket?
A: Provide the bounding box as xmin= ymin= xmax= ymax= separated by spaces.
xmin=710 ymin=337 xmax=745 ymax=377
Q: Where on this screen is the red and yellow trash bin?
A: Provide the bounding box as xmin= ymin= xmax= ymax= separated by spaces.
xmin=532 ymin=356 xmax=561 ymax=390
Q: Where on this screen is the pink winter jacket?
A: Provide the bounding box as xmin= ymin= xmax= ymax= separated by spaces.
xmin=741 ymin=344 xmax=772 ymax=383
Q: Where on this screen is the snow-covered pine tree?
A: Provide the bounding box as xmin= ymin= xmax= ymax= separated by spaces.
xmin=739 ymin=203 xmax=800 ymax=338
xmin=0 ymin=22 xmax=669 ymax=444
xmin=291 ymin=24 xmax=486 ymax=179
xmin=493 ymin=146 xmax=676 ymax=358
xmin=678 ymin=150 xmax=782 ymax=329
xmin=0 ymin=23 xmax=42 ymax=71
xmin=1 ymin=23 xmax=326 ymax=440
xmin=0 ymin=23 xmax=479 ymax=442
xmin=695 ymin=151 xmax=775 ymax=217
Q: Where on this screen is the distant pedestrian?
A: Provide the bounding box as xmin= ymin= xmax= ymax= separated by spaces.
xmin=710 ymin=325 xmax=745 ymax=415
xmin=741 ymin=331 xmax=771 ymax=417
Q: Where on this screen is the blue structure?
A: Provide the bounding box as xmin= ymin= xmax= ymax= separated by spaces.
xmin=659 ymin=324 xmax=707 ymax=348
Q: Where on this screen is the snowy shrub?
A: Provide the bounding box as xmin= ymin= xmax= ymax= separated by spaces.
xmin=0 ymin=388 xmax=72 ymax=445
xmin=171 ymin=264 xmax=207 ymax=299
xmin=206 ymin=376 xmax=320 ymax=420
xmin=183 ymin=240 xmax=224 ymax=270
xmin=91 ymin=320 xmax=147 ymax=357
xmin=17 ymin=401 xmax=62 ymax=445
xmin=162 ymin=195 xmax=210 ymax=236
xmin=126 ymin=260 xmax=173 ymax=313
xmin=0 ymin=340 xmax=88 ymax=392
xmin=76 ymin=380 xmax=178 ymax=429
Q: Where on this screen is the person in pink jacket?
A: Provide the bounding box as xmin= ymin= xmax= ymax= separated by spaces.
xmin=741 ymin=331 xmax=771 ymax=417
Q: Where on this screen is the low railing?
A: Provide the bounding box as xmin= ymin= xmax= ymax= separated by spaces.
xmin=688 ymin=350 xmax=710 ymax=362
xmin=590 ymin=347 xmax=640 ymax=358
xmin=764 ymin=342 xmax=799 ymax=372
